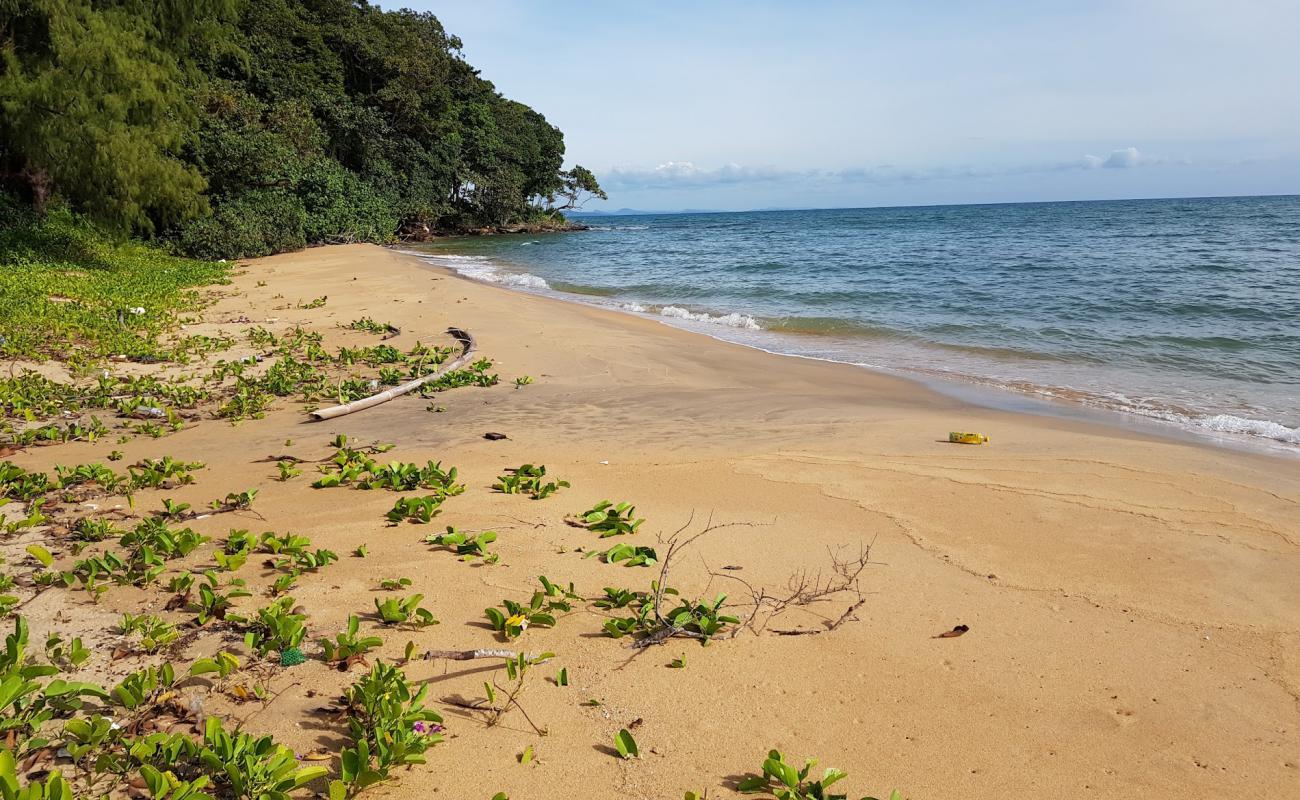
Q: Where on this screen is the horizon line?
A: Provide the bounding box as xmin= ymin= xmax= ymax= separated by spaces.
xmin=571 ymin=191 xmax=1300 ymax=217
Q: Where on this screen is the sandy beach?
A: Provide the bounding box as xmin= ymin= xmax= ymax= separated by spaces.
xmin=10 ymin=243 xmax=1299 ymax=799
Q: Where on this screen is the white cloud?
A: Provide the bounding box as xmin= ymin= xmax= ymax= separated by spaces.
xmin=601 ymin=148 xmax=1173 ymax=191
xmin=1082 ymin=146 xmax=1149 ymax=169
xmin=1105 ymin=147 xmax=1143 ymax=168
xmin=603 ymin=161 xmax=794 ymax=189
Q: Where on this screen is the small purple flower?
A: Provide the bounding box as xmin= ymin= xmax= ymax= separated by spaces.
xmin=430 ymin=724 xmax=444 ymax=734
xmin=412 ymin=721 xmax=427 ymax=734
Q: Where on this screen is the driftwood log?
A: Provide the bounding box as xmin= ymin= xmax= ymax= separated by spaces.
xmin=309 ymin=327 xmax=475 ymax=421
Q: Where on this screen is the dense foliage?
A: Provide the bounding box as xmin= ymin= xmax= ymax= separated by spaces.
xmin=0 ymin=0 xmax=602 ymax=258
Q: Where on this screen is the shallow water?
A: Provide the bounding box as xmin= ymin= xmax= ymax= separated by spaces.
xmin=406 ymin=196 xmax=1300 ymax=453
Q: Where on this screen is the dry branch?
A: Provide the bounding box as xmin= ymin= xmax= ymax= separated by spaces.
xmin=423 ymin=648 xmax=550 ymax=662
xmin=719 ymin=539 xmax=878 ymax=637
xmin=308 ymin=327 xmax=475 ymax=420
xmin=628 ymin=512 xmax=763 ymax=649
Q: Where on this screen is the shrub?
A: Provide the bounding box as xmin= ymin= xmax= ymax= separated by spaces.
xmin=176 ymin=190 xmax=307 ymax=260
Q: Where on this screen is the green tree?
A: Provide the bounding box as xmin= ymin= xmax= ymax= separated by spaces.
xmin=2 ymin=0 xmax=594 ymax=255
xmin=0 ymin=0 xmax=235 ymax=231
xmin=548 ymin=165 xmax=607 ymax=212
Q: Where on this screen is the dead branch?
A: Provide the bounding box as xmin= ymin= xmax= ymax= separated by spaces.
xmin=308 ymin=327 xmax=475 ymax=420
xmin=628 ymin=512 xmax=765 ymax=649
xmin=423 ymin=648 xmax=551 ymax=662
xmin=720 ymin=537 xmax=879 ymax=637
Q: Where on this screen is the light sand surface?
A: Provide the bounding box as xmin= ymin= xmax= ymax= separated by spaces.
xmin=13 ymin=244 xmax=1300 ymax=799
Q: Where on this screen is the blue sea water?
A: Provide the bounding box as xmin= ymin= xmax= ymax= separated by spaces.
xmin=407 ymin=196 xmax=1300 ymax=452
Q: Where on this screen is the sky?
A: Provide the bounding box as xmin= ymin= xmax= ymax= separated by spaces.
xmin=388 ymin=1 xmax=1300 ymax=211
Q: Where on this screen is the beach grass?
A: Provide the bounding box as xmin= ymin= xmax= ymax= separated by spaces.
xmin=0 ymin=199 xmax=228 ymax=364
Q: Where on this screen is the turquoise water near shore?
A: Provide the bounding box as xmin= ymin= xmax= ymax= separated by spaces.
xmin=407 ymin=196 xmax=1300 ymax=452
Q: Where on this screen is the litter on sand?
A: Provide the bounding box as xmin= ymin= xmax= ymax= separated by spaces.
xmin=934 ymin=624 xmax=970 ymax=639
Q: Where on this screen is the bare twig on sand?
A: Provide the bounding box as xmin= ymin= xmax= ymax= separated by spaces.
xmin=628 ymin=512 xmax=760 ymax=649
xmin=621 ymin=511 xmax=878 ymax=647
xmin=428 ymin=650 xmax=550 ymax=735
xmin=718 ymin=537 xmax=879 ymax=637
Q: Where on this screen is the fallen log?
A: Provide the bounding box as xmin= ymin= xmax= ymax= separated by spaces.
xmin=308 ymin=327 xmax=475 ymax=421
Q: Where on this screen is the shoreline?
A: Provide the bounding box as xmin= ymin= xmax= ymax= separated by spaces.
xmin=399 ymin=244 xmax=1300 ymax=461
xmin=8 ymin=243 xmax=1298 ymax=799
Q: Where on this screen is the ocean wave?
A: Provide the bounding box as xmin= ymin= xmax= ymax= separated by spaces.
xmin=1192 ymin=414 xmax=1300 ymax=445
xmin=411 ymin=252 xmax=551 ymax=290
xmin=1097 ymin=396 xmax=1300 ymax=446
xmin=658 ymin=305 xmax=761 ymax=330
xmin=417 ymin=253 xmax=493 ymax=263
xmin=498 ymin=272 xmax=548 ymax=289
xmin=610 ymin=300 xmax=761 ymax=330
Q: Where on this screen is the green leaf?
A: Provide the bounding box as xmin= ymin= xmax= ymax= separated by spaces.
xmin=518 ymin=744 xmax=533 ymax=764
xmin=292 ymin=766 xmax=328 ymax=787
xmin=614 ymin=729 xmax=638 ymax=759
xmin=140 ymin=765 xmax=166 ymax=797
xmin=188 ymin=657 xmax=225 ymax=676
xmin=766 ymin=758 xmax=799 ymax=789
xmin=821 ymin=767 xmax=847 ymax=788
xmin=25 ymin=545 xmax=53 ymax=567
xmin=737 ymin=776 xmax=768 ymax=792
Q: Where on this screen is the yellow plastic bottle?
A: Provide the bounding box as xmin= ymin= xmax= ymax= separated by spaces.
xmin=948 ymin=431 xmax=990 ymax=445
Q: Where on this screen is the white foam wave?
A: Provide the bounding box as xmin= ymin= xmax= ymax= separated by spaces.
xmin=659 ymin=305 xmax=761 ymax=330
xmin=413 ymin=252 xmax=550 ymax=290
xmin=1099 ymin=397 xmax=1300 ymax=447
xmin=1193 ymin=414 xmax=1300 ymax=445
xmin=421 ymin=253 xmax=493 ymax=263
xmin=617 ymin=302 xmax=648 ymax=313
xmin=496 ymin=272 xmax=550 ymax=289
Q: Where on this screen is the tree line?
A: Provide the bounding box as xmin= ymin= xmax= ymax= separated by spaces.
xmin=0 ymin=0 xmax=604 ymax=258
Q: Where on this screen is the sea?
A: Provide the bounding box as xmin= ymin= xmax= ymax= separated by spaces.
xmin=404 ymin=195 xmax=1300 ymax=455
